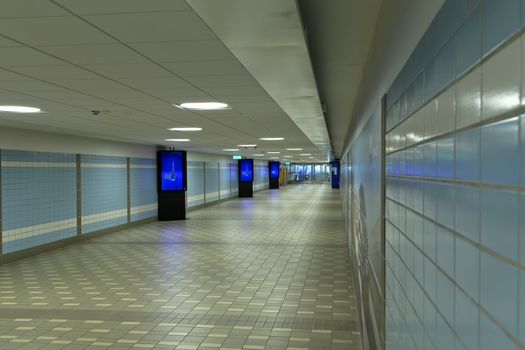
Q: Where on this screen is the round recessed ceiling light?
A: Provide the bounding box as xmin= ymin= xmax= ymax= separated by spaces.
xmin=286 ymin=148 xmax=302 ymax=151
xmin=223 ymin=148 xmax=240 ymax=151
xmin=175 ymin=102 xmax=229 ymax=110
xmin=259 ymin=137 xmax=284 ymax=141
xmin=165 ymin=138 xmax=190 ymax=142
xmin=168 ymin=127 xmax=202 ymax=131
xmin=0 ymin=105 xmax=41 ymax=113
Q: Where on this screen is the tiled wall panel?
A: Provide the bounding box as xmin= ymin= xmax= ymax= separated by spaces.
xmin=130 ymin=158 xmax=157 ymax=222
xmin=254 ymin=163 xmax=269 ymax=191
xmin=205 ymin=161 xmax=219 ymax=202
xmin=383 ymin=1 xmax=525 ymax=348
xmin=1 ymin=150 xmax=76 ymax=254
xmin=187 ymin=161 xmax=205 ymax=207
xmin=219 ymin=164 xmax=231 ymax=199
xmin=80 ymin=155 xmax=127 ymax=234
xmin=230 ymin=162 xmax=238 ymax=196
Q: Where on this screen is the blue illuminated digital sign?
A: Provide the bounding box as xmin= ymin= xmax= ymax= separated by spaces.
xmin=270 ymin=162 xmax=279 ymax=179
xmin=159 ymin=151 xmax=185 ymax=191
xmin=239 ymin=159 xmax=253 ymax=182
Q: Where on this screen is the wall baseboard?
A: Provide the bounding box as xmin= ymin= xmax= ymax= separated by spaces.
xmin=0 ymin=217 xmax=157 ymax=265
xmin=0 ymin=187 xmax=272 ymax=265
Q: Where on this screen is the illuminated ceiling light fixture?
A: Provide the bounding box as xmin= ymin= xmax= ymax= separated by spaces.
xmin=223 ymin=148 xmax=239 ymax=151
xmin=267 ymin=151 xmax=280 ymax=154
xmin=168 ymin=127 xmax=202 ymax=131
xmin=237 ymin=144 xmax=257 ymax=148
xmin=175 ymin=102 xmax=229 ymax=110
xmin=259 ymin=137 xmax=284 ymax=141
xmin=252 ymin=153 xmax=264 ymax=157
xmin=286 ymin=148 xmax=302 ymax=151
xmin=0 ymin=105 xmax=41 ymax=113
xmin=165 ymin=138 xmax=190 ymax=142
xmin=300 ymin=153 xmax=312 ymax=156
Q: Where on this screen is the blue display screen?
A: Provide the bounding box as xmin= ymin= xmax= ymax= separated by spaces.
xmin=239 ymin=159 xmax=253 ymax=182
xmin=160 ymin=152 xmax=184 ymax=190
xmin=270 ymin=162 xmax=279 ymax=178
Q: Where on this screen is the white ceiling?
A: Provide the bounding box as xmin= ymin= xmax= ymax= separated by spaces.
xmin=186 ymin=0 xmax=332 ymax=160
xmin=299 ymin=0 xmax=383 ymax=158
xmin=0 ymin=0 xmax=329 ymax=163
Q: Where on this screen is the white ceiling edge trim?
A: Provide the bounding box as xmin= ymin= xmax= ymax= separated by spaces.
xmin=186 ymin=0 xmax=332 ymax=160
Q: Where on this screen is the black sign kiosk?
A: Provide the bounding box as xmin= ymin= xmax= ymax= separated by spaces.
xmin=269 ymin=161 xmax=280 ymax=189
xmin=157 ymin=150 xmax=187 ymax=220
xmin=238 ymin=159 xmax=254 ymax=197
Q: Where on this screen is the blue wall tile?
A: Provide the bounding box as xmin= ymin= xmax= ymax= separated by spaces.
xmin=436 ymin=183 xmax=455 ymax=229
xmin=480 ymin=313 xmax=517 ymax=350
xmin=480 ymin=252 xmax=519 ymax=337
xmin=455 ymin=185 xmax=480 ymax=242
xmin=130 ymin=157 xmax=157 ymax=221
xmin=1 ymin=150 xmax=77 ymax=253
xmin=455 ymin=288 xmax=480 ymax=350
xmin=522 ymin=195 xmax=525 ymax=267
xmin=455 ymin=238 xmax=480 ymax=301
xmin=436 ymin=227 xmax=454 ymax=277
xmin=455 ymin=128 xmax=480 ymax=181
xmin=436 ymin=137 xmax=455 ymax=178
xmin=205 ymin=162 xmax=219 ymax=202
xmin=455 ymin=6 xmax=481 ymax=76
xmin=435 ymin=40 xmax=455 ymax=89
xmin=519 ymin=271 xmax=525 ymax=344
xmin=482 ymin=0 xmax=520 ymax=55
xmin=187 ymin=161 xmax=205 ymax=207
xmin=480 ymin=188 xmax=519 ymax=261
xmin=3 ymin=228 xmax=76 ymax=255
xmin=481 ymin=118 xmax=519 ymax=186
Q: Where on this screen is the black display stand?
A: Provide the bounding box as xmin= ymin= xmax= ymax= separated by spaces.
xmin=269 ymin=161 xmax=279 ymax=189
xmin=238 ymin=181 xmax=253 ymax=197
xmin=157 ymin=150 xmax=187 ymax=221
xmin=238 ymin=159 xmax=254 ymax=198
xmin=158 ymin=191 xmax=186 ymax=220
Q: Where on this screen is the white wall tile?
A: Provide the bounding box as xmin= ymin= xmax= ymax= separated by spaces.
xmin=482 ymin=39 xmax=521 ymax=120
xmin=456 ymin=66 xmax=482 ymax=129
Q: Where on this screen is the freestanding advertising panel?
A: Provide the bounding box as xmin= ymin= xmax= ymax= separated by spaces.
xmin=238 ymin=159 xmax=253 ymax=197
xmin=157 ymin=150 xmax=187 ymax=220
xmin=269 ymin=161 xmax=280 ymax=189
xmin=331 ymin=160 xmax=340 ymax=189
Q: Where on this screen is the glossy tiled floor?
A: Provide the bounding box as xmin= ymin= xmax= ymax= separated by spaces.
xmin=0 ymin=184 xmax=361 ymax=350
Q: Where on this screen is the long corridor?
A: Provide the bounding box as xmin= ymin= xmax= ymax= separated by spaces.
xmin=0 ymin=185 xmax=361 ymax=350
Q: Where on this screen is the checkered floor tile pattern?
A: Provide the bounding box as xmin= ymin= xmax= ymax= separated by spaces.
xmin=0 ymin=184 xmax=362 ymax=349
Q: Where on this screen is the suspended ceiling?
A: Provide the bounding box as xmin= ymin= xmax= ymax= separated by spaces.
xmin=0 ymin=0 xmax=330 ymax=162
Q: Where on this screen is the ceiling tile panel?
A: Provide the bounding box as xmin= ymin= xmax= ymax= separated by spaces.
xmin=55 ymin=0 xmax=190 ymax=15
xmin=0 ymin=16 xmax=115 ymax=46
xmin=162 ymin=60 xmax=248 ymax=77
xmin=0 ymin=1 xmax=70 ymax=18
xmin=83 ymin=12 xmax=215 ymax=43
xmin=42 ymin=44 xmax=149 ymax=65
xmin=130 ymin=41 xmax=234 ymax=62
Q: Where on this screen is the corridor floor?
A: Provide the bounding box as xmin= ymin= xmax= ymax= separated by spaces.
xmin=0 ymin=184 xmax=362 ymax=350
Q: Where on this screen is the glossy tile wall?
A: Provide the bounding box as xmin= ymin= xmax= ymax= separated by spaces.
xmin=384 ymin=0 xmax=525 ymax=349
xmin=1 ymin=150 xmax=270 ymax=259
xmin=81 ymin=155 xmax=128 ymax=234
xmin=0 ymin=150 xmax=77 ymax=254
xmin=130 ymin=157 xmax=157 ymax=222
